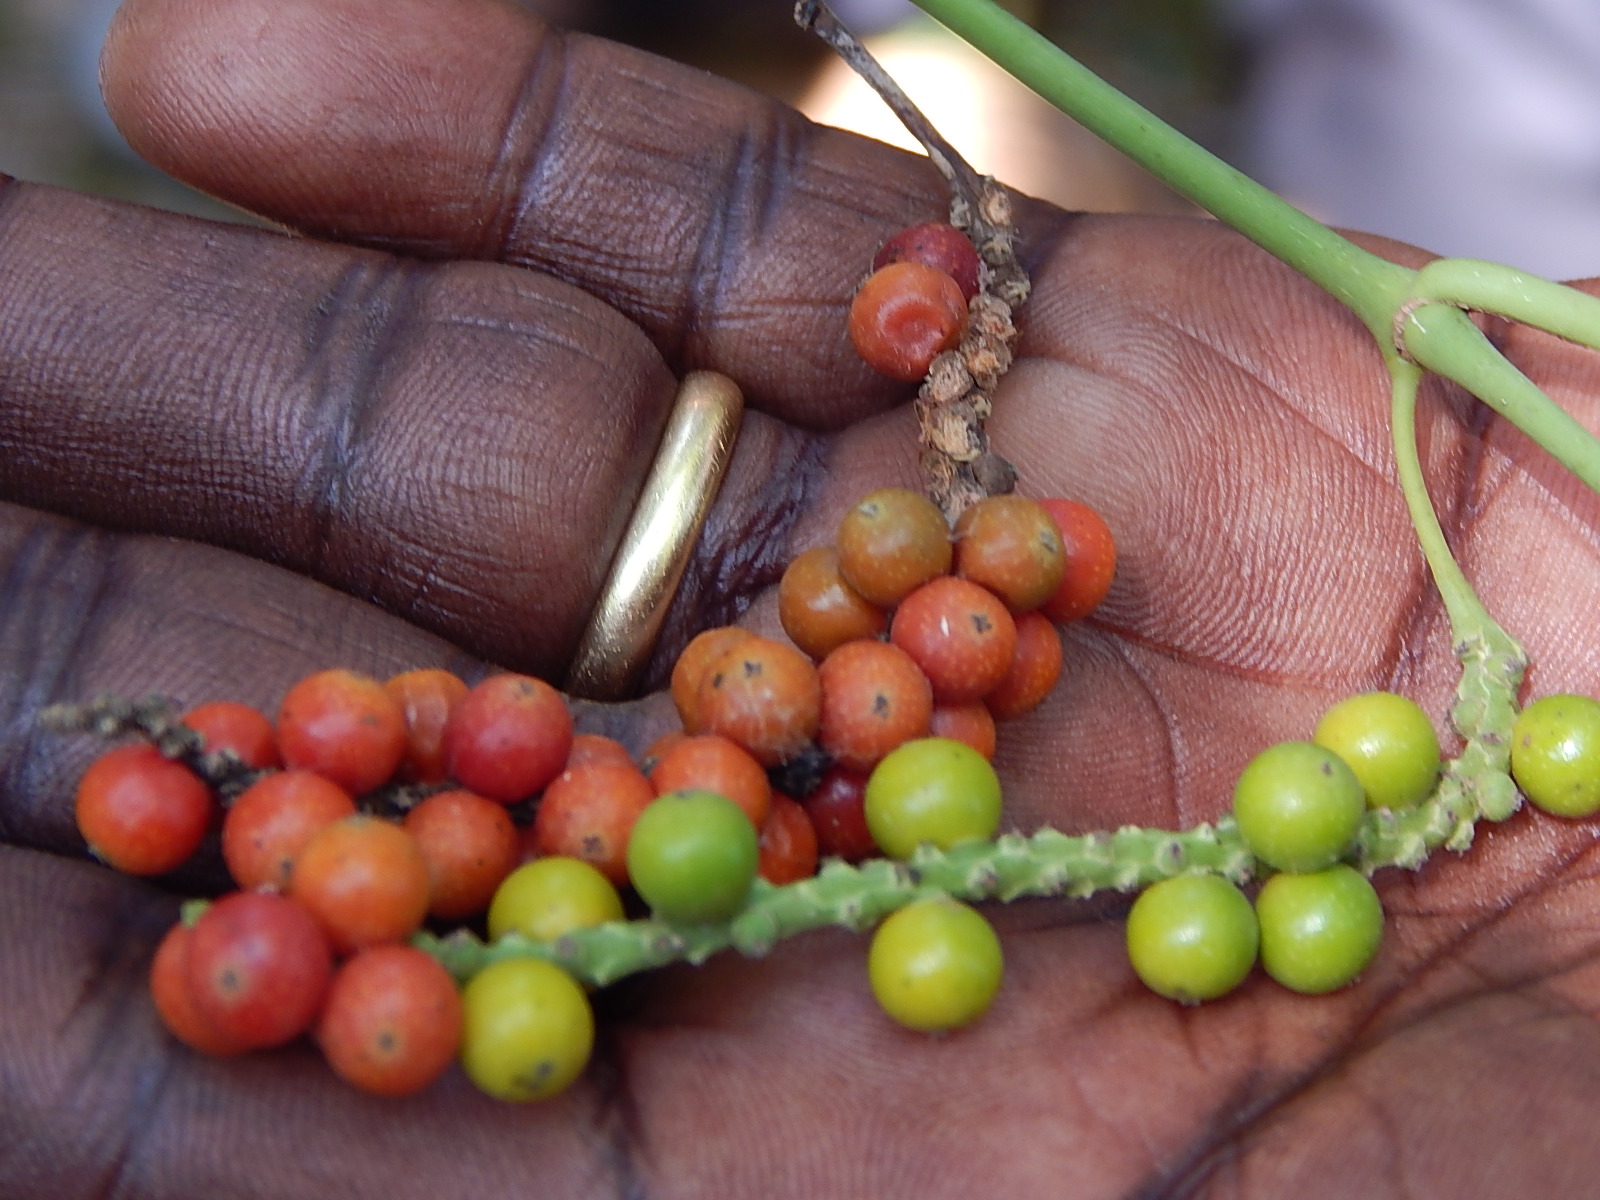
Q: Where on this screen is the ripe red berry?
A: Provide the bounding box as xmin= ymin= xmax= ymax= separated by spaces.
xmin=798 ymin=766 xmax=877 ymax=862
xmin=758 ymin=794 xmax=820 ymax=884
xmin=565 ymin=732 xmax=636 ymax=769
xmin=670 ymin=626 xmax=751 ymax=733
xmin=835 ymin=487 xmax=952 ymax=608
xmin=927 ymin=701 xmax=998 ymax=760
xmin=222 ymin=769 xmax=357 ymax=892
xmin=647 ymin=734 xmax=773 ymax=830
xmin=872 ymin=222 xmax=983 ymax=301
xmin=848 ymin=261 xmax=968 ymax=382
xmin=403 ymin=789 xmax=520 ymax=921
xmin=985 ymin=611 xmax=1064 ymax=720
xmin=276 ymin=669 xmax=407 ymax=795
xmin=639 ymin=729 xmax=687 ymax=776
xmin=289 ymin=815 xmax=432 ymax=954
xmin=1037 ymin=498 xmax=1117 ymax=623
xmin=817 ymin=639 xmax=934 ymax=772
xmin=953 ymin=494 xmax=1067 ymax=613
xmin=184 ymin=890 xmax=333 ymax=1050
xmin=778 ymin=545 xmax=888 ymax=661
xmin=75 ymin=743 xmax=213 ymax=876
xmin=149 ymin=920 xmax=249 ymax=1057
xmin=182 ymin=701 xmax=281 ymax=770
xmin=696 ymin=635 xmax=822 ymax=767
xmin=443 ymin=673 xmax=573 ymax=804
xmin=384 ymin=668 xmax=468 ymax=784
xmin=316 ymin=944 xmax=463 ymax=1097
xmin=532 ymin=760 xmax=657 ymax=885
xmin=889 ymin=576 xmax=1018 ymax=704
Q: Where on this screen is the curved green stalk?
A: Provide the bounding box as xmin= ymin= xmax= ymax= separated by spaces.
xmin=1399 ymin=303 xmax=1600 ymax=492
xmin=1411 ymin=258 xmax=1600 ymax=348
xmin=902 ymin=0 xmax=1600 ymax=495
xmin=1382 ymin=356 xmax=1481 ymax=634
xmin=903 ymin=0 xmax=1410 ymax=336
xmin=1353 ymin=359 xmax=1525 ymax=872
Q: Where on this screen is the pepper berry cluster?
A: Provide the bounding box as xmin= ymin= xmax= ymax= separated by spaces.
xmin=65 ymin=469 xmax=1118 ymax=1101
xmin=58 ymin=207 xmax=1600 ymax=1113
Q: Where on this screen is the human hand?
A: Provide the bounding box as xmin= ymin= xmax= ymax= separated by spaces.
xmin=3 ymin=1 xmax=1600 ymax=1196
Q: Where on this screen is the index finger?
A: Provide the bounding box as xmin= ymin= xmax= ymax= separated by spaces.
xmin=100 ymin=0 xmax=1070 ymax=426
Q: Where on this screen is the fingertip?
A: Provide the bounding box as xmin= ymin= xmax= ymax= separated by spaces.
xmin=102 ymin=0 xmax=544 ymax=245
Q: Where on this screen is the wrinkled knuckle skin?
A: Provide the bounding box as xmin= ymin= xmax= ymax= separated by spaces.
xmin=102 ymin=0 xmax=982 ymax=424
xmin=0 ymin=182 xmax=673 ymax=676
xmin=0 ymin=514 xmax=120 ymax=856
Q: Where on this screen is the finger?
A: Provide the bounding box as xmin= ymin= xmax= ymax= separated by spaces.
xmin=0 ymin=177 xmax=819 ymax=678
xmin=0 ymin=847 xmax=618 ymax=1200
xmin=0 ymin=503 xmax=675 ymax=861
xmin=100 ymin=0 xmax=1074 ymax=426
xmin=0 ymin=499 xmax=463 ymax=860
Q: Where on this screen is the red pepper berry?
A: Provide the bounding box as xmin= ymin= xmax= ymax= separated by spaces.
xmin=184 ymin=890 xmax=333 ymax=1050
xmin=798 ymin=766 xmax=877 ymax=863
xmin=276 ymin=669 xmax=407 ymax=796
xmin=848 ymin=261 xmax=969 ymax=382
xmin=872 ymin=221 xmax=983 ymax=301
xmin=889 ymin=576 xmax=1018 ymax=705
xmin=182 ymin=701 xmax=281 ymax=771
xmin=1036 ymin=498 xmax=1118 ymax=623
xmin=75 ymin=743 xmax=213 ymax=876
xmin=758 ymin=795 xmax=820 ymax=884
xmin=443 ymin=673 xmax=573 ymax=804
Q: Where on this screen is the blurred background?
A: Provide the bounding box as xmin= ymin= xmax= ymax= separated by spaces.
xmin=2 ymin=0 xmax=1599 ymax=277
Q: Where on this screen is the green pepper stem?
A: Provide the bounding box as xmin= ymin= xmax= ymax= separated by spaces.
xmin=900 ymin=0 xmax=1600 ymax=500
xmin=1353 ymin=357 xmax=1527 ymax=872
xmin=1411 ymin=258 xmax=1600 ymax=348
xmin=1399 ymin=303 xmax=1600 ymax=493
xmin=421 ymin=822 xmax=1257 ymax=986
xmin=1385 ymin=357 xmax=1478 ymax=631
xmin=903 ymin=0 xmax=1411 ymax=335
xmin=420 ymin=789 xmax=1530 ymax=987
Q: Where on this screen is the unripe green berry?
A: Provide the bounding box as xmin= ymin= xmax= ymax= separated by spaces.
xmin=1511 ymin=694 xmax=1600 ymax=818
xmin=1255 ymin=865 xmax=1383 ymax=994
xmin=1126 ymin=873 xmax=1258 ymax=1004
xmin=1313 ymin=691 xmax=1440 ymax=810
xmin=1232 ymin=740 xmax=1365 ymax=873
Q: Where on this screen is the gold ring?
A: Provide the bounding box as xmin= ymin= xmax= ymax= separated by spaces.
xmin=564 ymin=370 xmax=744 ymax=701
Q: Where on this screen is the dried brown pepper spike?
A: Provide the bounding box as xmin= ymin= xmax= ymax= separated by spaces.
xmin=40 ymin=694 xmax=266 ymax=798
xmin=38 ymin=694 xmax=449 ymax=814
xmin=796 ymin=1 xmax=1030 ymax=523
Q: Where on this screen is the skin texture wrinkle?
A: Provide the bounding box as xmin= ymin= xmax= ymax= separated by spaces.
xmin=1 ymin=1 xmax=1599 ymax=1196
